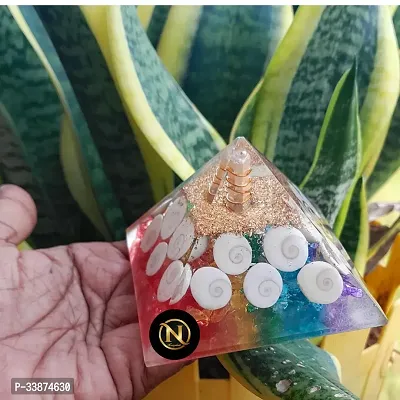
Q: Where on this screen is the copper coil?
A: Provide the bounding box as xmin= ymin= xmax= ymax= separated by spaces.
xmin=227 ymin=191 xmax=251 ymax=204
xmin=226 ymin=179 xmax=252 ymax=193
xmin=226 ymin=167 xmax=251 ymax=178
xmin=225 ymin=196 xmax=251 ymax=212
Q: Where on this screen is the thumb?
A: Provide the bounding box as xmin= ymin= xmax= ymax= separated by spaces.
xmin=0 ymin=184 xmax=37 ymax=245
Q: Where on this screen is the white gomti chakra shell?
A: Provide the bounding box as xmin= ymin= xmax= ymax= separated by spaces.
xmin=320 ymin=242 xmax=350 ymax=275
xmin=298 ymin=216 xmax=322 ymax=243
xmin=167 ymin=218 xmax=195 ymax=260
xmin=146 ymin=242 xmax=168 ymax=276
xmin=190 ymin=267 xmax=232 ymax=310
xmin=188 ymin=236 xmax=209 ymax=261
xmin=263 ymin=227 xmax=308 ymax=272
xmin=213 ymin=234 xmax=252 ymax=275
xmin=243 ymin=263 xmax=283 ymax=308
xmin=157 ymin=260 xmax=184 ymax=302
xmin=297 ymin=261 xmax=343 ymax=304
xmin=170 ymin=264 xmax=192 ymax=305
xmin=160 ymin=196 xmax=187 ymax=240
xmin=140 ymin=214 xmax=163 ymax=253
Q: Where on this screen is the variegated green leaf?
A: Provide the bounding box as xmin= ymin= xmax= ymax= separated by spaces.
xmin=389 ymin=5 xmax=398 ymax=17
xmin=219 ymin=340 xmax=358 ymax=400
xmin=235 ymin=6 xmax=399 ymax=187
xmin=24 ymin=5 xmax=156 ymax=240
xmin=156 ymin=6 xmax=293 ymax=140
xmin=138 ymin=5 xmax=171 ymax=49
xmin=60 ymin=114 xmax=112 ymax=241
xmin=360 ymin=6 xmax=400 ymax=178
xmin=300 ymin=63 xmax=361 ymax=225
xmin=108 ymin=5 xmax=225 ymax=181
xmin=338 ymin=177 xmax=369 ymax=275
xmin=80 ymin=5 xmax=174 ymax=203
xmin=13 ymin=5 xmax=114 ymax=240
xmin=229 ymin=80 xmax=261 ymax=143
xmin=136 ymin=6 xmax=154 ymax=31
xmin=367 ymin=104 xmax=400 ymax=197
xmin=0 ymin=7 xmax=101 ymax=247
xmin=367 ymin=7 xmax=400 ymax=197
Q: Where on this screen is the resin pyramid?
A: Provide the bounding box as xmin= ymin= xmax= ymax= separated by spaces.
xmin=126 ymin=137 xmax=387 ymax=367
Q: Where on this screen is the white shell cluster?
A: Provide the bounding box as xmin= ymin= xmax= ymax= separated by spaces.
xmin=140 ymin=195 xmax=344 ymax=309
xmin=262 ymin=226 xmax=343 ymax=305
xmin=158 ymin=261 xmax=193 ymax=304
xmin=189 ymin=236 xmax=209 ymax=262
xmin=140 ymin=196 xmax=195 ymax=304
xmin=161 ymin=196 xmax=187 ymax=240
xmin=167 ymin=217 xmax=195 ymax=260
xmin=140 ymin=214 xmax=163 ymax=253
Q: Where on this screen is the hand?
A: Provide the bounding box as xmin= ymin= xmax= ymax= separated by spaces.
xmin=0 ymin=185 xmax=186 ymax=399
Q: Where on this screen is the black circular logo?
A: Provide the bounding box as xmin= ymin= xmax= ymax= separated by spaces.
xmin=149 ymin=309 xmax=200 ymax=360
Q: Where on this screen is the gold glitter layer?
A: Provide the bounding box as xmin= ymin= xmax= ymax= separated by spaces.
xmin=183 ymin=162 xmax=300 ymax=237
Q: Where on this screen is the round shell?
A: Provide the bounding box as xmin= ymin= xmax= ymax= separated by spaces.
xmin=243 ymin=263 xmax=283 ymax=308
xmin=213 ymin=234 xmax=252 ymax=275
xmin=146 ymin=242 xmax=168 ymax=276
xmin=167 ymin=218 xmax=195 ymax=261
xmin=190 ymin=267 xmax=232 ymax=310
xmin=188 ymin=236 xmax=209 ymax=262
xmin=297 ymin=261 xmax=343 ymax=304
xmin=298 ymin=216 xmax=322 ymax=243
xmin=320 ymin=242 xmax=350 ymax=275
xmin=263 ymin=226 xmax=308 ymax=272
xmin=160 ymin=196 xmax=187 ymax=240
xmin=140 ymin=214 xmax=163 ymax=253
xmin=157 ymin=260 xmax=185 ymax=302
xmin=170 ymin=264 xmax=192 ymax=305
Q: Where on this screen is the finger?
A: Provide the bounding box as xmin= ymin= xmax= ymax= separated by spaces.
xmin=0 ymin=184 xmax=37 ymax=244
xmin=113 ymin=240 xmax=129 ymax=257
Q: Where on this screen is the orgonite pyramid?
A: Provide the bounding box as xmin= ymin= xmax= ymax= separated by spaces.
xmin=126 ymin=137 xmax=387 ymax=367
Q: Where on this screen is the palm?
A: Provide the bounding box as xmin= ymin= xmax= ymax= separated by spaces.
xmin=0 ymin=185 xmax=184 ymax=399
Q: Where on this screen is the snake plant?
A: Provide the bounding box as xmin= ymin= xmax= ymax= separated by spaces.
xmin=0 ymin=5 xmax=399 ymax=399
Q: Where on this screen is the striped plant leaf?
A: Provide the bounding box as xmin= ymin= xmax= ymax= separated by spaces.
xmin=0 ymin=7 xmax=101 ymax=247
xmin=12 ymin=5 xmax=115 ymax=240
xmin=360 ymin=6 xmax=400 ymax=178
xmin=334 ymin=178 xmax=358 ymax=239
xmin=338 ymin=177 xmax=369 ymax=275
xmin=219 ymin=341 xmax=357 ymax=400
xmin=138 ymin=5 xmax=171 ymax=49
xmin=136 ymin=6 xmax=155 ymax=31
xmin=156 ymin=6 xmax=293 ymax=140
xmin=26 ymin=5 xmax=156 ymax=240
xmin=80 ymin=5 xmax=174 ymax=202
xmin=60 ymin=114 xmax=112 ymax=241
xmin=367 ymin=7 xmax=400 ymax=197
xmin=107 ymin=6 xmax=226 ymax=181
xmin=389 ymin=5 xmax=398 ymax=17
xmin=229 ymin=80 xmax=261 ymax=143
xmin=300 ymin=63 xmax=361 ymax=225
xmin=235 ymin=6 xmax=399 ymax=187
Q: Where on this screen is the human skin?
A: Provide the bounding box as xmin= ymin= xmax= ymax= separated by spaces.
xmin=0 ymin=184 xmax=186 ymax=400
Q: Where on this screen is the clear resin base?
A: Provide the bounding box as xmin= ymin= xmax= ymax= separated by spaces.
xmin=127 ymin=138 xmax=386 ymax=367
